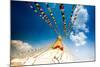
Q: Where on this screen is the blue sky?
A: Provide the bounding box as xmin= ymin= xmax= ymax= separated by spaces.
xmin=11 ymin=1 xmax=95 ymax=51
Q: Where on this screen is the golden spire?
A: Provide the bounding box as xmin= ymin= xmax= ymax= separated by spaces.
xmin=51 ymin=36 xmax=64 ymax=51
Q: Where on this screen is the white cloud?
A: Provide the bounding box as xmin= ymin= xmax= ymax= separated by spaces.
xmin=70 ymin=32 xmax=87 ymax=46
xmin=11 ymin=40 xmax=33 ymax=52
xmin=70 ymin=5 xmax=89 ymax=46
xmin=11 ymin=40 xmax=51 ymax=59
xmin=72 ymin=5 xmax=89 ymax=33
xmin=11 ymin=40 xmax=34 ymax=58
